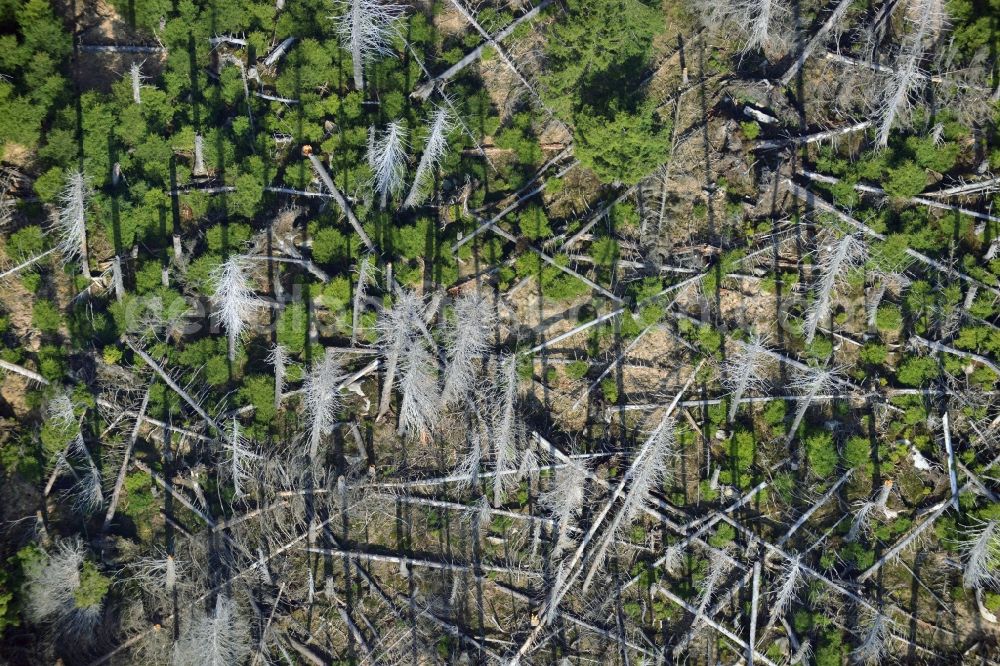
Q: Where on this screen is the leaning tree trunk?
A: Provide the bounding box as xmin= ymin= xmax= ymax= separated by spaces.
xmin=351 ymin=0 xmax=364 ymax=90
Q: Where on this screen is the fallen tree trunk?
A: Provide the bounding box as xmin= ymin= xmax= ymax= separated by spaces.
xmin=782 ymin=179 xmax=1000 ymax=297
xmin=102 ymin=388 xmax=151 ymax=533
xmin=753 ymin=121 xmax=872 ymax=151
xmin=308 ymin=154 xmax=375 ymax=252
xmin=778 ymin=0 xmax=854 ymax=86
xmin=797 ymin=168 xmax=1000 ymax=228
xmin=411 ymin=0 xmax=554 ymax=100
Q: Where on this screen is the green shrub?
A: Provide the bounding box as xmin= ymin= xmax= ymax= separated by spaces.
xmin=805 ymin=336 xmax=833 ymax=361
xmin=908 ymin=136 xmax=960 ymax=173
xmin=814 ymin=629 xmax=845 ymax=666
xmin=859 ymin=342 xmax=887 ymax=366
xmin=896 ymin=356 xmax=938 ymax=386
xmin=37 ymin=344 xmax=67 ymax=381
xmin=761 ymin=400 xmax=786 ymax=431
xmin=276 ymin=303 xmax=309 ymax=355
xmin=32 ymin=300 xmax=61 ymax=334
xmin=708 ymin=522 xmax=735 ymax=547
xmin=841 ymin=542 xmax=875 ymax=570
xmin=697 ymin=325 xmax=722 ymax=354
xmin=204 ymin=222 xmax=252 ymax=253
xmin=74 ymin=561 xmax=110 ymax=609
xmin=239 ymin=375 xmax=276 ymax=425
xmin=518 ymin=206 xmax=551 ymax=240
xmin=0 ymin=568 xmax=16 ymax=638
xmin=729 ymin=429 xmax=755 ymax=470
xmin=5 ymin=225 xmax=46 ymax=257
xmin=805 ymin=430 xmax=838 ymax=478
xmin=843 ymin=436 xmax=871 ymax=470
xmin=739 ymin=120 xmax=760 ymax=140
xmin=542 ymin=0 xmax=669 ymax=184
xmin=121 ymin=471 xmax=158 ymax=539
xmin=591 ymin=237 xmax=619 ymax=267
xmin=830 ymin=178 xmax=860 ymax=207
xmin=565 ymin=360 xmax=589 ymax=381
xmin=883 ymin=161 xmax=927 ymax=198
xmin=311 ymin=226 xmax=351 ymax=264
xmin=875 ymin=304 xmax=903 ymax=333
xmin=600 ymin=378 xmax=618 ymax=403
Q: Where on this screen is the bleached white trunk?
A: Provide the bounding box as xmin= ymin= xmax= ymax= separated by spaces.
xmin=351 ymin=255 xmax=372 ymax=345
xmin=102 ymin=388 xmax=150 ymax=532
xmin=778 ymin=0 xmax=854 ymax=86
xmin=351 ymin=0 xmax=365 ymax=90
xmin=308 ymin=154 xmax=375 ymax=251
xmin=124 ymin=338 xmax=224 ymax=434
xmin=411 ymin=0 xmax=554 ymax=100
xmin=0 ymin=247 xmax=57 ymax=281
xmin=79 ymin=228 xmax=93 ymax=281
xmin=112 ymin=256 xmax=125 ymax=302
xmin=754 ymin=120 xmax=872 ymax=150
xmin=782 ymin=179 xmax=1000 ymax=298
xmin=194 ymin=133 xmax=205 ymax=176
xmin=748 ymin=562 xmax=762 ymax=665
xmin=130 ymin=63 xmax=142 ymax=104
xmin=263 ymin=37 xmax=295 ymax=68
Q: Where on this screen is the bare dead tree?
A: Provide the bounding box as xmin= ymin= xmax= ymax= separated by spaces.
xmin=410 ymin=0 xmax=554 ymax=100
xmin=960 ymin=519 xmax=1000 ymax=590
xmin=787 ymin=364 xmax=844 ymax=447
xmin=395 ymin=322 xmax=441 ymax=439
xmin=129 ymin=62 xmax=144 ymax=104
xmin=490 ymin=355 xmax=521 ymax=506
xmin=847 ymin=491 xmax=880 ymax=542
xmin=403 ymin=106 xmax=453 ymax=208
xmin=262 ymin=37 xmax=296 ymax=68
xmin=777 ymin=0 xmax=854 ymax=86
xmin=210 ymin=255 xmax=263 ymax=361
xmin=524 ymin=412 xmax=679 ymax=663
xmin=303 ymin=349 xmax=349 ymax=461
xmin=46 ymin=393 xmax=103 ymax=514
xmin=193 ymin=133 xmax=206 ymax=176
xmin=452 ymin=432 xmax=483 ymax=488
xmin=581 ymin=416 xmax=678 ymax=592
xmin=225 ymin=418 xmax=260 ymax=498
xmin=772 ymin=554 xmax=804 ymax=618
xmin=333 ymin=0 xmax=405 ymax=90
xmin=702 ymin=0 xmax=789 ymax=53
xmin=368 ymin=121 xmax=408 ymax=208
xmin=754 ymin=120 xmax=873 ymax=150
xmin=797 ymin=168 xmax=1000 ymax=227
xmin=56 ymin=170 xmax=93 ymax=281
xmin=851 ymin=611 xmax=893 ymax=665
xmin=441 ymin=292 xmax=494 ymax=406
xmin=875 ymin=0 xmax=948 ymax=146
xmin=352 ymin=254 xmax=375 ymax=346
xmin=124 ymin=551 xmax=183 ymax=600
xmin=102 ymin=388 xmax=151 ymax=533
xmin=173 ymin=595 xmax=250 ymax=666
xmin=653 ymin=582 xmax=780 ymax=666
xmin=782 ymin=179 xmax=1000 ymax=298
xmin=308 ymin=154 xmax=375 ymax=251
xmin=803 ymin=233 xmax=866 ymax=344
xmin=267 ymin=344 xmax=288 ymax=410
xmin=375 ymin=289 xmax=426 ymax=420
xmin=24 ymin=539 xmax=105 ymax=642
xmin=677 ymin=546 xmax=736 ymax=652
xmin=0 ymin=246 xmax=58 ymax=281
xmin=540 ymin=457 xmax=588 ymax=556
xmin=724 ymin=334 xmax=771 ymax=421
